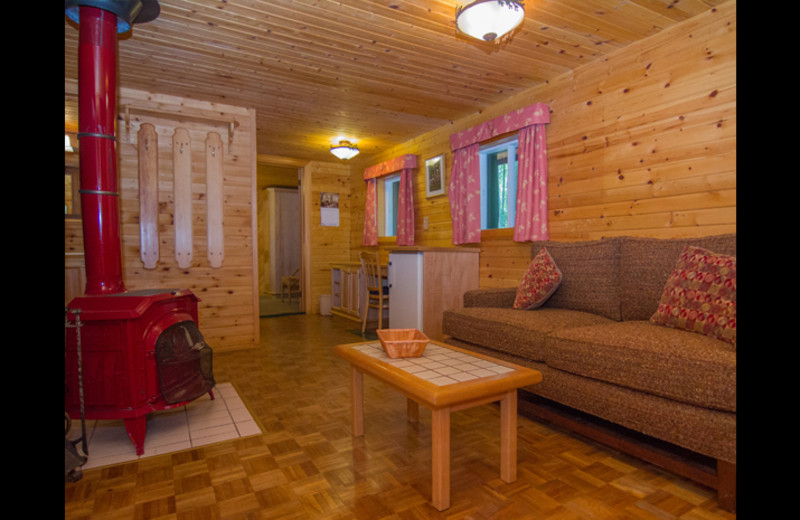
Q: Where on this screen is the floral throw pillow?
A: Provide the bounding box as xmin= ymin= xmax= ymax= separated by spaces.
xmin=513 ymin=247 xmax=563 ymax=310
xmin=650 ymin=245 xmax=736 ymax=344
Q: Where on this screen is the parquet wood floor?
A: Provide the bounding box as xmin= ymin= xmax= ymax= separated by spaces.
xmin=65 ymin=314 xmax=736 ymax=519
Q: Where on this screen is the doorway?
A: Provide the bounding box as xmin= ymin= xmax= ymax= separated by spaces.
xmin=256 ymin=159 xmax=305 ymax=317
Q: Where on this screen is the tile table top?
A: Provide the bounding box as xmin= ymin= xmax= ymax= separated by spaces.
xmin=350 ymin=341 xmax=517 ymax=386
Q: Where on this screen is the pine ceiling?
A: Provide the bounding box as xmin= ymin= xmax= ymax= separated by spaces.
xmin=64 ymin=0 xmax=726 ymax=164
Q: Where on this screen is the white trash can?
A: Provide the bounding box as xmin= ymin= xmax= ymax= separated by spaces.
xmin=319 ymin=294 xmax=332 ymax=316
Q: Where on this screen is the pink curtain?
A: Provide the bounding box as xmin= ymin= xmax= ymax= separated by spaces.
xmin=513 ymin=123 xmax=549 ymax=242
xmin=363 ymin=154 xmax=417 ymax=246
xmin=362 ymin=178 xmax=377 ymax=246
xmin=397 ymin=169 xmax=415 ymax=245
xmin=449 ymin=102 xmax=550 ymax=244
xmin=448 ymin=143 xmax=481 ymax=244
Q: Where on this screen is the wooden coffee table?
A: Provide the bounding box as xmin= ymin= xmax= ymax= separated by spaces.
xmin=333 ymin=339 xmax=542 ymax=511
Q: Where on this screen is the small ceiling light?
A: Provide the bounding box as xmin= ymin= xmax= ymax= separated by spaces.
xmin=456 ymin=0 xmax=525 ymax=43
xmin=65 ymin=134 xmax=74 ymax=152
xmin=330 ymin=140 xmax=360 ymax=160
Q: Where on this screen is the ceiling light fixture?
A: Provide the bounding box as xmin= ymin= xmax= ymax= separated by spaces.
xmin=330 ymin=140 xmax=360 ymax=160
xmin=456 ymin=0 xmax=525 ymax=43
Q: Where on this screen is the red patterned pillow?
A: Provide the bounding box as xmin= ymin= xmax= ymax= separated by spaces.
xmin=650 ymin=245 xmax=736 ymax=344
xmin=513 ymin=248 xmax=563 ymax=310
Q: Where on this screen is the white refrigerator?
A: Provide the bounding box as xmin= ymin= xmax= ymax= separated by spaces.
xmin=386 ymin=247 xmax=480 ymax=340
xmin=387 ymin=251 xmax=423 ymax=331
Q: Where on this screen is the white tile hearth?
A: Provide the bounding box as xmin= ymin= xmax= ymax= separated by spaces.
xmin=66 ymin=382 xmax=260 ymax=470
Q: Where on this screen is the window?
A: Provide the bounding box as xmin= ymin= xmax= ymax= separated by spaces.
xmin=377 ymin=174 xmax=400 ymax=237
xmin=480 ymin=136 xmax=518 ymax=230
xmin=65 ymin=166 xmax=81 ymax=217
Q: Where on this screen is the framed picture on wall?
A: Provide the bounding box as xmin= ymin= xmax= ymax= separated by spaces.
xmin=425 ymin=154 xmax=445 ymax=198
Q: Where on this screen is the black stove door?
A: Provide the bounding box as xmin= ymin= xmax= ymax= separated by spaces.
xmin=155 ymin=321 xmax=215 ymax=404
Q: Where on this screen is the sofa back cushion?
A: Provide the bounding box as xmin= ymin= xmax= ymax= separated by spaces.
xmin=620 ymin=234 xmax=737 ymax=321
xmin=530 ymin=238 xmax=622 ymax=321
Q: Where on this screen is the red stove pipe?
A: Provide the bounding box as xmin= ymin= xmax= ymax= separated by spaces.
xmin=77 ymin=5 xmax=126 ymax=295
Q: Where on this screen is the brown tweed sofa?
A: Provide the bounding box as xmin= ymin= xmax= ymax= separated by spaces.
xmin=441 ymin=234 xmax=736 ymax=511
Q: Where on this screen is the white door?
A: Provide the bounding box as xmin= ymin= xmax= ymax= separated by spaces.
xmin=268 ymin=188 xmax=301 ymax=292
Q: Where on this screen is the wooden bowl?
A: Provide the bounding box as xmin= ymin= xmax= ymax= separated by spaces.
xmin=377 ymin=328 xmax=429 ymax=359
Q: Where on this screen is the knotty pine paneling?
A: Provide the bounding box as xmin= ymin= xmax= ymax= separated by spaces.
xmin=65 ymin=82 xmax=259 ymax=351
xmin=302 ymin=161 xmax=352 ymax=314
xmin=66 ymin=0 xmax=728 ymax=163
xmin=348 ymin=1 xmax=735 ymax=290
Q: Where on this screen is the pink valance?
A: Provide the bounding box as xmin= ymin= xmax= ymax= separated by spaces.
xmin=363 ymin=154 xmax=418 ymax=246
xmin=364 ymin=154 xmax=418 ymax=179
xmin=448 ymin=102 xmax=551 ymax=245
xmin=449 ymin=102 xmax=550 ymax=151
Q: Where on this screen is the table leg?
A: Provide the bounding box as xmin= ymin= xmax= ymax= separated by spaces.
xmin=431 ymin=407 xmax=451 ymax=511
xmin=407 ymin=398 xmax=419 ymax=424
xmin=351 ymin=366 xmax=364 ymax=436
xmin=500 ymin=390 xmax=517 ymax=482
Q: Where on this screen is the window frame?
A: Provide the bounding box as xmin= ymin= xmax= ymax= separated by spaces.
xmin=65 ymin=165 xmax=81 ymax=218
xmin=376 ymin=173 xmax=401 ymax=238
xmin=479 ymin=135 xmax=518 ymax=230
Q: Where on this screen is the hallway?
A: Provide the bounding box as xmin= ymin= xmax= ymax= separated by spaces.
xmin=259 ymin=294 xmax=302 ymax=318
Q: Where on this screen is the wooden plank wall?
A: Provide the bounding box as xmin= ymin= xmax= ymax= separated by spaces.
xmin=65 ymin=82 xmax=259 ymax=351
xmin=348 ymin=1 xmax=735 ymax=290
xmin=302 ymin=161 xmax=352 ymax=315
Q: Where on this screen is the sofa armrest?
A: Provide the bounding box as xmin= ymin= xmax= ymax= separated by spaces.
xmin=463 ymin=287 xmax=517 ymax=308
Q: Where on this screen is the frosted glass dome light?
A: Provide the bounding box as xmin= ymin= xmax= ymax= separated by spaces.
xmin=330 ymin=140 xmax=360 ymax=160
xmin=456 ymin=0 xmax=525 ymax=42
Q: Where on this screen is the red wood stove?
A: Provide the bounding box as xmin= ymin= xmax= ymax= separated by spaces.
xmin=64 ymin=1 xmax=214 ymax=456
xmin=65 ymin=290 xmax=214 ymax=455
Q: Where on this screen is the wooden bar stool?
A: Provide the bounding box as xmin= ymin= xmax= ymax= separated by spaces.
xmin=281 ymin=268 xmax=300 ymax=304
xmin=360 ymin=251 xmax=389 ymax=333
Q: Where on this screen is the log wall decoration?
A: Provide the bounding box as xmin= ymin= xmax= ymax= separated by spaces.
xmin=138 ymin=123 xmax=159 ymax=269
xmin=173 ymin=127 xmax=193 ymax=268
xmin=206 ymin=132 xmax=224 ymax=268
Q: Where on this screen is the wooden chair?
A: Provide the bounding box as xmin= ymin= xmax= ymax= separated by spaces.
xmin=281 ymin=268 xmax=301 ymax=304
xmin=360 ymin=251 xmax=389 ymax=333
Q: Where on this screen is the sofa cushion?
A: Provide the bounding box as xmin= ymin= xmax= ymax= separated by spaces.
xmin=513 ymin=247 xmax=563 ymax=310
xmin=650 ymin=245 xmax=736 ymax=345
xmin=441 ymin=307 xmax=615 ymax=362
xmin=544 ymin=321 xmax=736 ymax=412
xmin=530 ymin=237 xmax=622 ymax=321
xmin=444 ymin=337 xmax=736 ymax=463
xmin=533 ymin=364 xmax=736 ymax=463
xmin=620 ymin=234 xmax=737 ymax=321
xmin=463 ymin=287 xmax=517 ymax=308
